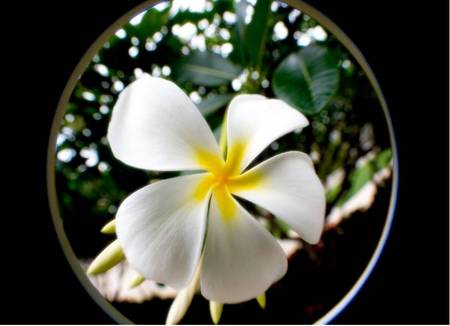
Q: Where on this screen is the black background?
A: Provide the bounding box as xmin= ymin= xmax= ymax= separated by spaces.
xmin=1 ymin=0 xmax=448 ymax=324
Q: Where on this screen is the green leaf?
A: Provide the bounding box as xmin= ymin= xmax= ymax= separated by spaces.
xmin=170 ymin=9 xmax=214 ymax=25
xmin=173 ymin=51 xmax=242 ymax=86
xmin=348 ymin=165 xmax=374 ymax=197
xmin=326 ymin=184 xmax=342 ymax=203
xmin=245 ymin=0 xmax=271 ymax=68
xmin=198 ymin=94 xmax=233 ymax=116
xmin=374 ymin=148 xmax=393 ymax=170
xmin=272 ymin=45 xmax=340 ymax=115
xmin=213 ymin=126 xmax=222 ymax=143
xmin=337 ymin=164 xmax=373 ymax=206
xmin=231 ymin=0 xmax=248 ymax=66
xmin=274 ymin=218 xmax=291 ymax=234
xmin=336 ymin=147 xmax=392 ymax=207
xmin=218 ymin=115 xmax=228 ymax=157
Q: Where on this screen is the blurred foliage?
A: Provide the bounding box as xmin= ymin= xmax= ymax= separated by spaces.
xmin=172 ymin=50 xmax=242 ymax=86
xmin=55 ymin=0 xmax=392 ymax=258
xmin=273 ymin=45 xmax=340 ymax=114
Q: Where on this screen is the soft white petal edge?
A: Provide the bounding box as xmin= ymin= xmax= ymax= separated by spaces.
xmin=108 ymin=74 xmax=220 ymax=171
xmin=226 ymin=94 xmax=309 ymax=173
xmin=200 ymin=193 xmax=288 ymax=304
xmin=115 ymin=174 xmax=211 ymax=289
xmin=232 ymin=151 xmax=325 ymax=244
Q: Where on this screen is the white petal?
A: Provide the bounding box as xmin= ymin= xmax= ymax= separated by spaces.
xmin=200 ymin=189 xmax=287 ymax=303
xmin=108 ymin=74 xmax=220 ymax=171
xmin=226 ymin=95 xmax=308 ymax=173
xmin=231 ymin=151 xmax=325 ymax=244
xmin=115 ymin=174 xmax=211 ymax=289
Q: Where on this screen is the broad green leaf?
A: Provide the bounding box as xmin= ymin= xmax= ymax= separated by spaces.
xmin=272 ymin=45 xmax=339 ymax=115
xmin=234 ymin=0 xmax=247 ymax=36
xmin=198 ymin=94 xmax=233 ymax=116
xmin=245 ymin=0 xmax=271 ymax=68
xmin=173 ymin=51 xmax=242 ymax=86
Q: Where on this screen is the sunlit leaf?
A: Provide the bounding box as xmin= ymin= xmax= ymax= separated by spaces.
xmin=173 ymin=51 xmax=242 ymax=86
xmin=272 ymin=45 xmax=339 ymax=115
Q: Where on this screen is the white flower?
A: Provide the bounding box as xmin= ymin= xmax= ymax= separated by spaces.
xmin=107 ymin=74 xmax=325 ymax=304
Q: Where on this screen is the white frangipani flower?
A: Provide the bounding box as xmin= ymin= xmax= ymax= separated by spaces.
xmin=108 ymin=74 xmax=325 ymax=304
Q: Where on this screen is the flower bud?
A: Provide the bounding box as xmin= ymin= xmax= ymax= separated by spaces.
xmin=100 ymin=219 xmax=116 ymax=234
xmin=257 ymin=293 xmax=266 ymax=309
xmin=87 ymin=239 xmax=124 ymax=275
xmin=166 ymin=259 xmax=202 ymax=325
xmin=209 ymin=301 xmax=223 ymax=325
xmin=129 ymin=273 xmax=145 ymax=288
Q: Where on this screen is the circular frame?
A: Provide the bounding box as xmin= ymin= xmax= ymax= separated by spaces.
xmin=46 ymin=0 xmax=399 ymax=323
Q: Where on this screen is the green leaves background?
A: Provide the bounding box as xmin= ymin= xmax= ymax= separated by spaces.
xmin=170 ymin=0 xmax=339 ymax=116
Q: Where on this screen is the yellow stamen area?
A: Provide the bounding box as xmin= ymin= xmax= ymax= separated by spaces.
xmin=224 ymin=141 xmax=247 ymax=177
xmin=213 ymin=184 xmax=236 ymax=221
xmin=193 ymin=174 xmax=215 ymax=201
xmin=194 ymin=141 xmax=264 ymax=221
xmin=227 ymin=171 xmax=263 ymax=192
xmin=196 ymin=149 xmax=225 ymax=175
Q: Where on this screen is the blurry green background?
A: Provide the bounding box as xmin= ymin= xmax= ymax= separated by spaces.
xmin=54 ymin=0 xmax=394 ymax=323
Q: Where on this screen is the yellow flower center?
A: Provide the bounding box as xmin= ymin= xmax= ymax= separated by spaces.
xmin=194 ymin=142 xmax=262 ymax=221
